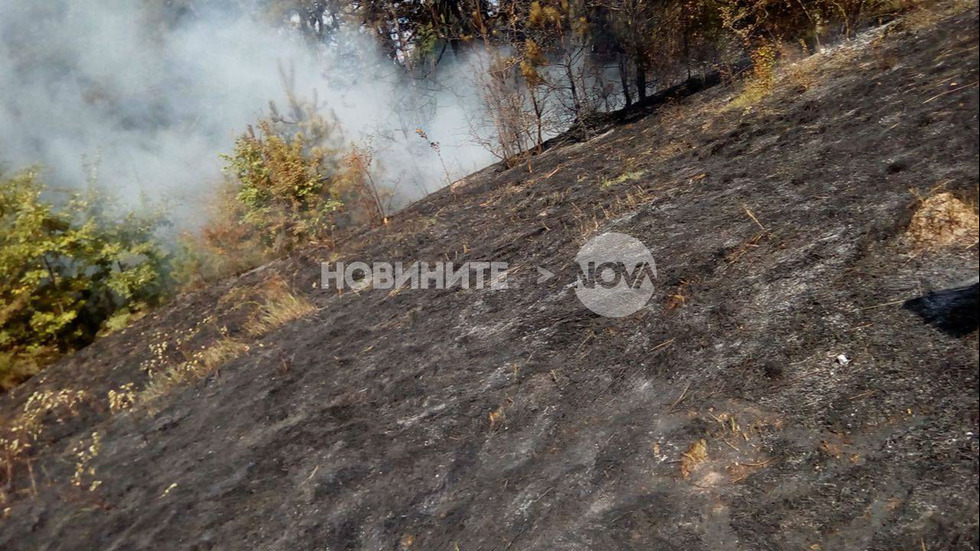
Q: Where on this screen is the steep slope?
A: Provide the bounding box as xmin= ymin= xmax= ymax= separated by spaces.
xmin=2 ymin=5 xmax=978 ymax=550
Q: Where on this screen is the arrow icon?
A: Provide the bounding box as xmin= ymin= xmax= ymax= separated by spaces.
xmin=537 ymin=267 xmax=555 ymax=284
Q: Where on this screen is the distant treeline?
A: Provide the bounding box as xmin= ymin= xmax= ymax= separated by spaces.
xmin=245 ymin=0 xmax=908 ymax=156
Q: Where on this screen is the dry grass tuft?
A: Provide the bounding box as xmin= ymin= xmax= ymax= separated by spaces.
xmin=136 ymin=281 xmax=314 ymax=406
xmin=245 ymin=281 xmax=316 ymax=337
xmin=139 ymin=338 xmax=249 ymax=405
xmin=680 ymin=438 xmax=708 ymax=479
xmin=601 ymin=170 xmax=647 ymax=189
xmin=571 ymin=185 xmax=656 ymax=242
xmin=906 ymin=192 xmax=979 ymax=248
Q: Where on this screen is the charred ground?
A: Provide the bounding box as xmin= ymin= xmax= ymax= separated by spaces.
xmin=2 ymin=4 xmax=979 ymax=550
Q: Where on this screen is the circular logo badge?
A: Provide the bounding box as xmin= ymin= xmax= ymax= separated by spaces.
xmin=574 ymin=232 xmax=657 ymax=317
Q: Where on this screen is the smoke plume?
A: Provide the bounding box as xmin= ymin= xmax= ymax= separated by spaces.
xmin=0 ymin=0 xmax=493 ymax=223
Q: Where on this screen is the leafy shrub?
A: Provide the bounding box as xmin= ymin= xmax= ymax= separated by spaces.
xmin=222 ymin=117 xmax=343 ymax=254
xmin=0 ymin=168 xmax=172 ymax=388
xmin=180 ymin=89 xmax=387 ymax=285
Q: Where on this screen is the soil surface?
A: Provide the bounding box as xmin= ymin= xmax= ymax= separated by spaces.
xmin=2 ymin=5 xmax=979 ymax=550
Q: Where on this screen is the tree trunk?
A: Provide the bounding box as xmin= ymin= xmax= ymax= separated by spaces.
xmin=635 ymin=62 xmax=647 ymax=101
xmin=565 ymin=64 xmax=581 ymax=116
xmin=619 ymin=55 xmax=632 ymax=107
xmin=684 ymin=30 xmax=691 ymax=80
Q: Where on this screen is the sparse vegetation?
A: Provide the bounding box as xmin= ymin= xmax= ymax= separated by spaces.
xmin=1 ymin=388 xmax=88 ymax=498
xmin=572 ymin=185 xmax=655 ymax=241
xmin=138 ymin=279 xmax=315 ymax=406
xmin=70 ymin=431 xmax=102 ymax=492
xmin=138 ymin=338 xmax=250 ymax=406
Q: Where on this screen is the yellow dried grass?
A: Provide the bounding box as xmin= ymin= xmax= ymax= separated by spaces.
xmin=906 ymin=192 xmax=978 ymax=248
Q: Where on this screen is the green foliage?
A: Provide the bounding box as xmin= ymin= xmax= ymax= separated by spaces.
xmin=407 ymin=23 xmax=440 ymax=68
xmin=179 ymin=89 xmax=386 ymax=287
xmin=0 ymin=168 xmax=172 ymax=387
xmin=218 ymin=115 xmax=343 ymax=255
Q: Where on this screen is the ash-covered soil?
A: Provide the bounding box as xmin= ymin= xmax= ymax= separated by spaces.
xmin=2 ymin=5 xmax=978 ymax=550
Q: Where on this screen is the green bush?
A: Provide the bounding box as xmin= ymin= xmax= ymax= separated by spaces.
xmin=177 ymin=91 xmax=387 ymax=287
xmin=0 ymin=168 xmax=172 ymax=388
xmin=221 ymin=117 xmax=344 ymax=254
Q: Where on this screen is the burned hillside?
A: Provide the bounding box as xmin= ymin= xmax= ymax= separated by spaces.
xmin=2 ymin=3 xmax=979 ymax=550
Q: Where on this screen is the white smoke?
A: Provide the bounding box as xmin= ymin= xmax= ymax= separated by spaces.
xmin=0 ymin=0 xmax=494 ymax=224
